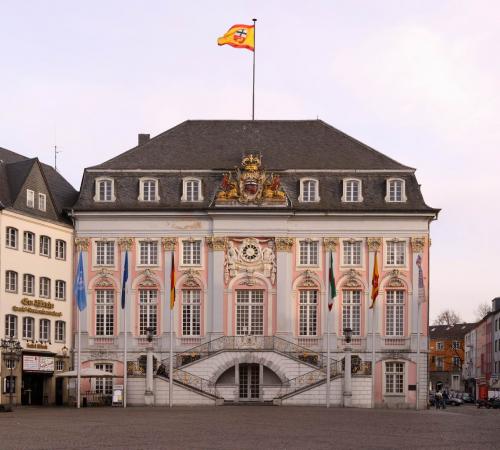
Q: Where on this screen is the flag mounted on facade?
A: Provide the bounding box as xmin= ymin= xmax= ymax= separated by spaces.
xmin=74 ymin=251 xmax=87 ymax=311
xmin=170 ymin=252 xmax=176 ymax=310
xmin=121 ymin=250 xmax=129 ymax=309
xmin=328 ymin=251 xmax=336 ymax=311
xmin=369 ymin=252 xmax=379 ymax=309
xmin=217 ymin=24 xmax=255 ymax=51
xmin=416 ymin=254 xmax=426 ymax=304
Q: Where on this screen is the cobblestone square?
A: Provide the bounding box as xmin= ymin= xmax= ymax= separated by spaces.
xmin=1 ymin=405 xmax=499 ymax=450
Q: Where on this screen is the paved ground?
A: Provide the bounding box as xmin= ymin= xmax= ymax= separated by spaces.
xmin=0 ymin=404 xmax=499 ymax=450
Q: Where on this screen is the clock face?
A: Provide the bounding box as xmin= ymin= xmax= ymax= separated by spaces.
xmin=241 ymin=243 xmax=260 ymax=262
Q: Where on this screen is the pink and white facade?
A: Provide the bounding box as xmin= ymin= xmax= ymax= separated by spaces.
xmin=72 ymin=120 xmax=438 ymax=407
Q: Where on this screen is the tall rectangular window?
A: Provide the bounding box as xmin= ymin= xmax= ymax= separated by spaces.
xmin=38 ymin=193 xmax=47 ymax=211
xmin=182 ymin=240 xmax=201 ymax=265
xmin=343 ymin=241 xmax=361 ymax=265
xmin=5 ymin=271 xmax=18 ymax=293
xmin=39 ymin=277 xmax=51 ymax=298
xmin=342 ymin=290 xmax=361 ymax=336
xmin=139 ymin=290 xmax=158 ymax=336
xmin=55 ymin=280 xmax=66 ymax=300
xmin=5 ymin=315 xmax=17 ymax=338
xmin=39 ymin=319 xmax=50 ymax=341
xmin=236 ymin=290 xmax=264 ymax=336
xmin=55 ymin=240 xmax=66 ymax=260
xmin=97 ymin=179 xmax=113 ymax=202
xmin=388 ymin=180 xmax=404 ymax=202
xmin=23 ymin=274 xmax=35 ymax=295
xmin=182 ymin=290 xmax=201 ymax=336
xmin=386 ymin=290 xmax=404 ymax=336
xmin=299 ymin=290 xmax=318 ymax=336
xmin=301 ymin=180 xmax=318 ymax=202
xmin=26 ymin=189 xmax=35 ymax=207
xmin=185 ymin=180 xmax=201 ymax=202
xmin=385 ymin=362 xmax=404 ymax=394
xmin=142 ymin=180 xmax=157 ymax=201
xmin=345 ymin=179 xmax=361 ymax=202
xmin=299 ymin=240 xmax=319 ymax=265
xmin=95 ymin=363 xmax=113 ymax=395
xmin=40 ymin=235 xmax=51 ymax=257
xmin=23 ymin=231 xmax=35 ymax=253
xmin=386 ymin=241 xmax=405 ymax=266
xmin=23 ymin=317 xmax=34 ymax=340
xmin=96 ymin=290 xmax=115 ymax=336
xmin=139 ymin=241 xmax=158 ymax=265
xmin=55 ymin=320 xmax=66 ymax=342
xmin=6 ymin=227 xmax=18 ymax=249
xmin=96 ymin=241 xmax=115 ymax=265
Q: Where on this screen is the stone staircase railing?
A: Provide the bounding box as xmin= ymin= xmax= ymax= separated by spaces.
xmin=156 ymin=367 xmax=222 ymax=399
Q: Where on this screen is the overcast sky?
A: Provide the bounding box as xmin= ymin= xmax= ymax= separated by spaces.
xmin=1 ymin=1 xmax=498 ymax=323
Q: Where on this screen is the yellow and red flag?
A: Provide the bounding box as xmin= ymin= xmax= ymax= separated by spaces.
xmin=170 ymin=252 xmax=176 ymax=310
xmin=217 ymin=24 xmax=255 ymax=51
xmin=369 ymin=252 xmax=379 ymax=309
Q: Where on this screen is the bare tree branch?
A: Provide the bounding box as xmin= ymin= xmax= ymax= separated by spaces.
xmin=433 ymin=309 xmax=462 ymax=325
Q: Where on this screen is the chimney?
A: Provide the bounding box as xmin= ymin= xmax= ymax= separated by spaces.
xmin=492 ymin=297 xmax=500 ymax=312
xmin=138 ymin=133 xmax=150 ymax=146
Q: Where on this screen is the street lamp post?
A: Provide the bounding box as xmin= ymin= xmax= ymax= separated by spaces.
xmin=1 ymin=337 xmax=23 ymax=412
xmin=145 ymin=327 xmax=155 ymax=406
xmin=343 ymin=327 xmax=353 ymax=408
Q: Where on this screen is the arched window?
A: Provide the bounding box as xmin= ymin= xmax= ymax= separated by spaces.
xmin=5 ymin=314 xmax=17 ymax=338
xmin=23 ymin=274 xmax=35 ymax=295
xmin=385 ymin=290 xmax=405 ymax=336
xmin=24 ymin=231 xmax=35 ymax=253
xmin=182 ymin=289 xmax=201 ymax=336
xmin=299 ymin=178 xmax=319 ymax=202
xmin=385 ymin=178 xmax=406 ymax=203
xmin=342 ymin=178 xmax=363 ymax=202
xmin=5 ymin=271 xmax=18 ymax=293
xmin=94 ymin=177 xmax=115 ymax=202
xmin=5 ymin=227 xmax=18 ymax=249
xmin=139 ymin=289 xmax=158 ymax=336
xmin=39 ymin=277 xmax=51 ymax=298
xmin=182 ymin=178 xmax=203 ymax=202
xmin=299 ymin=290 xmax=318 ymax=336
xmin=342 ymin=290 xmax=361 ymax=336
xmin=95 ymin=290 xmax=115 ymax=336
xmin=139 ymin=178 xmax=159 ymax=202
xmin=55 ymin=280 xmax=66 ymax=300
xmin=23 ymin=317 xmax=34 ymax=340
xmin=39 ymin=319 xmax=51 ymax=342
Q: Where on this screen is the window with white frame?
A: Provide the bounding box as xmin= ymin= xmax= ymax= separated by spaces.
xmin=96 ymin=290 xmax=115 ymax=336
xmin=182 ymin=290 xmax=201 ymax=336
xmin=139 ymin=290 xmax=158 ymax=336
xmin=385 ymin=362 xmax=404 ymax=394
xmin=299 ymin=290 xmax=318 ymax=336
xmin=436 ymin=341 xmax=444 ymax=351
xmin=6 ymin=227 xmax=18 ymax=249
xmin=299 ymin=240 xmax=319 ymax=266
xmin=236 ymin=290 xmax=264 ymax=336
xmin=299 ymin=179 xmax=319 ymax=202
xmin=343 ymin=179 xmax=362 ymax=202
xmin=22 ymin=317 xmax=34 ymax=340
xmin=5 ymin=271 xmax=18 ymax=293
xmin=39 ymin=277 xmax=51 ymax=298
xmin=182 ymin=240 xmax=201 ymax=265
xmin=96 ymin=241 xmax=115 ymax=266
xmin=139 ymin=178 xmax=159 ymax=202
xmin=342 ymin=290 xmax=361 ymax=336
xmin=40 ymin=235 xmax=51 ymax=257
xmin=55 ymin=320 xmax=66 ymax=343
xmin=26 ymin=189 xmax=35 ymax=208
xmin=385 ymin=178 xmax=406 ymax=202
xmin=23 ymin=274 xmax=35 ymax=295
xmin=55 ymin=280 xmax=66 ymax=300
xmin=39 ymin=319 xmax=50 ymax=342
xmin=5 ymin=314 xmax=17 ymax=338
xmin=95 ymin=363 xmax=113 ymax=395
xmin=55 ymin=239 xmax=66 ymax=260
xmin=55 ymin=360 xmax=65 ymax=371
xmin=343 ymin=240 xmax=362 ymax=265
xmin=386 ymin=290 xmax=404 ymax=336
xmin=452 ymin=340 xmax=460 ymax=350
xmin=386 ymin=241 xmax=405 ymax=266
xmin=23 ymin=231 xmax=35 ymax=253
xmin=94 ymin=178 xmax=115 ymax=202
xmin=38 ymin=193 xmax=47 ymax=211
xmin=139 ymin=241 xmax=158 ymax=265
xmin=182 ymin=178 xmax=203 ymax=202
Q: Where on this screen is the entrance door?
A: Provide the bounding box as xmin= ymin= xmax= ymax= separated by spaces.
xmin=22 ymin=373 xmax=45 ymax=405
xmin=55 ymin=377 xmax=64 ymax=405
xmin=239 ymin=364 xmax=260 ymax=400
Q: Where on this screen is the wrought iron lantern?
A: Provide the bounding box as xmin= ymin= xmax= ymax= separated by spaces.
xmin=1 ymin=337 xmax=23 ymax=412
xmin=145 ymin=327 xmax=155 ymax=343
xmin=343 ymin=327 xmax=353 ymax=344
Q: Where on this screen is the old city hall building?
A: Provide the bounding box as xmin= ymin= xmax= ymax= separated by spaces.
xmin=72 ymin=120 xmax=438 ymax=408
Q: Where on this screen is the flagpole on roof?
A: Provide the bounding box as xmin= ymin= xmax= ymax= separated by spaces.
xmin=122 ymin=250 xmax=129 ymax=408
xmin=252 ymin=18 xmax=257 ymax=120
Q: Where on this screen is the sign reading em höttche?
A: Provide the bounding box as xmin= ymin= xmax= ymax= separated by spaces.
xmin=12 ymin=298 xmax=62 ymax=317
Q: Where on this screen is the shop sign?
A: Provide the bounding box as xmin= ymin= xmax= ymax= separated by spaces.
xmin=12 ymin=298 xmax=62 ymax=317
xmin=23 ymin=355 xmax=55 ymax=372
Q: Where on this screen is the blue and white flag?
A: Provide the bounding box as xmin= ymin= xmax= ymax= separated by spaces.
xmin=74 ymin=251 xmax=87 ymax=311
xmin=121 ymin=250 xmax=129 ymax=309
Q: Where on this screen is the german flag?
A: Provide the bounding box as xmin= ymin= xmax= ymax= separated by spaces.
xmin=369 ymin=252 xmax=379 ymax=309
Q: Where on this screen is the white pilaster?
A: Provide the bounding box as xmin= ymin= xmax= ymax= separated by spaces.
xmin=207 ymin=237 xmax=225 ymax=339
xmin=275 ymin=237 xmax=294 ymax=339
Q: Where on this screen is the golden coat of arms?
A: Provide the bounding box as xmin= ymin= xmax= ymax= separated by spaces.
xmin=216 ymin=154 xmax=287 ymax=205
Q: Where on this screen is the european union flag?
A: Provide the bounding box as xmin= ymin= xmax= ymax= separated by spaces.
xmin=121 ymin=250 xmax=129 ymax=309
xmin=74 ymin=251 xmax=87 ymax=311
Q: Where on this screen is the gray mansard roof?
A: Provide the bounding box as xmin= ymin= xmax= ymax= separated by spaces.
xmin=74 ymin=120 xmax=438 ymax=215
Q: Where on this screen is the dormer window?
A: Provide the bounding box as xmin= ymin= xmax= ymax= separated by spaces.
xmin=139 ymin=178 xmax=159 ymax=202
xmin=299 ymin=178 xmax=319 ymax=203
xmin=94 ymin=177 xmax=115 ymax=202
xmin=182 ymin=178 xmax=203 ymax=202
xmin=342 ymin=178 xmax=363 ymax=202
xmin=386 ymin=178 xmax=406 ymax=203
xmin=26 ymin=189 xmax=35 ymax=208
xmin=38 ymin=193 xmax=47 ymax=211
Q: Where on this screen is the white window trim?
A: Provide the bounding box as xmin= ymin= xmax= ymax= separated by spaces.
xmin=383 ymin=360 xmax=407 ymax=396
xmin=341 ymin=178 xmax=363 ymax=202
xmin=138 ymin=177 xmax=160 ymax=202
xmin=383 ymin=238 xmax=408 ymax=269
xmin=180 ymin=238 xmax=203 ymax=267
xmin=93 ymin=177 xmax=116 ymax=202
xmin=26 ymin=189 xmax=35 ymax=208
xmin=340 ymin=238 xmax=364 ymax=268
xmin=137 ymin=239 xmax=161 ymax=267
xmin=385 ymin=178 xmax=407 ymax=203
xmin=181 ymin=177 xmax=204 ymax=202
xmin=92 ymin=239 xmax=117 ymax=268
xmin=6 ymin=227 xmax=18 ymax=249
xmin=298 ymin=178 xmax=320 ymax=203
xmin=296 ymin=238 xmax=321 ymax=268
xmin=38 ymin=193 xmax=47 ymax=211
